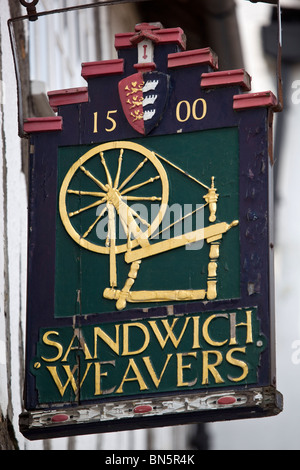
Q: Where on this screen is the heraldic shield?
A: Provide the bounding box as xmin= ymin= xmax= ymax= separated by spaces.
xmin=118 ymin=71 xmax=170 ymax=135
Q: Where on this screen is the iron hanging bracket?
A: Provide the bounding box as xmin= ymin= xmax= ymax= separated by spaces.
xmin=248 ymin=0 xmax=278 ymax=4
xmin=19 ymin=0 xmax=39 ymax=21
xmin=274 ymin=0 xmax=283 ymax=112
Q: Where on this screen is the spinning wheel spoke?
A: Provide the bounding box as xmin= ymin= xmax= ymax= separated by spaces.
xmin=68 ymin=196 xmax=106 ymax=217
xmin=67 ymin=189 xmax=106 ymax=197
xmin=128 ymin=206 xmax=150 ymax=228
xmin=82 ymin=204 xmax=107 ymax=239
xmin=113 ymin=149 xmax=124 ymax=189
xmin=120 ymin=175 xmax=160 ymax=196
xmin=107 ymin=203 xmax=117 ymax=287
xmin=125 ymin=196 xmax=162 ymax=201
xmin=100 ymin=151 xmax=113 ymax=187
xmin=118 ymin=157 xmax=148 ymax=192
xmin=79 ymin=165 xmax=107 ymax=191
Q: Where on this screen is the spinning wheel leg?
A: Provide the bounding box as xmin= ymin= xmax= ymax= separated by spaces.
xmin=103 ymin=261 xmax=142 ymax=310
xmin=206 ymin=242 xmax=219 ymax=300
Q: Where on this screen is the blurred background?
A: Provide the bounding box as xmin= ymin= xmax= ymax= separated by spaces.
xmin=2 ymin=0 xmax=300 ymax=450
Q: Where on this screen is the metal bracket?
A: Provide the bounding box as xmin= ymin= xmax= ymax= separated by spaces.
xmin=19 ymin=0 xmax=39 ymax=21
xmin=248 ymin=0 xmax=278 ymax=4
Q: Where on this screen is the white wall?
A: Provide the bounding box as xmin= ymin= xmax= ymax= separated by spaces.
xmin=0 ymin=0 xmax=28 ymax=449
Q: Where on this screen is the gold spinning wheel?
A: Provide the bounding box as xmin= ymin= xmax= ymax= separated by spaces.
xmin=59 ymin=141 xmax=169 ymax=253
xmin=59 ymin=140 xmax=238 ymax=311
xmin=59 ymin=141 xmax=169 ymax=289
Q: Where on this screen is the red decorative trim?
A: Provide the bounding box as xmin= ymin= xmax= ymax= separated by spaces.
xmin=115 ymin=33 xmax=133 ymax=49
xmin=133 ymin=62 xmax=156 ymax=72
xmin=201 ymin=69 xmax=251 ymax=91
xmin=81 ymin=59 xmax=124 ymax=80
xmin=115 ymin=27 xmax=186 ymax=50
xmin=233 ymin=91 xmax=278 ymax=110
xmin=135 ymin=23 xmax=162 ymax=32
xmin=24 ymin=117 xmax=63 ymax=134
xmin=130 ymin=30 xmax=160 ymax=46
xmin=155 ymin=28 xmax=186 ymax=50
xmin=168 ymin=48 xmax=218 ymax=70
xmin=48 ymin=87 xmax=88 ymax=112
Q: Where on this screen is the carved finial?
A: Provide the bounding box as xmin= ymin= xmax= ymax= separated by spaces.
xmin=203 ymin=177 xmax=219 ymax=223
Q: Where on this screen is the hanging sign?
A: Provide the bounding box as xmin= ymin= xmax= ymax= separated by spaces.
xmin=20 ymin=22 xmax=282 ymax=440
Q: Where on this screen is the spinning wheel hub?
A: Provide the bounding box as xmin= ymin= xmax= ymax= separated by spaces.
xmin=106 ymin=187 xmax=121 ymax=205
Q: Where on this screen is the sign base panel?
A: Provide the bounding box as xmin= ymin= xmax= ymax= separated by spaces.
xmin=20 ymin=386 xmax=282 ymax=441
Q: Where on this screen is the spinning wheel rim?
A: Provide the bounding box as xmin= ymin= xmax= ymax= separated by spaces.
xmin=59 ymin=141 xmax=169 ymax=254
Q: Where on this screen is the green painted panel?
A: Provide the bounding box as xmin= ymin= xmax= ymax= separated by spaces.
xmin=31 ymin=308 xmax=266 ymax=404
xmin=55 ymin=128 xmax=239 ymax=317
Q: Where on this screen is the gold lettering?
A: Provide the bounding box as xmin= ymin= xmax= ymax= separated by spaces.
xmin=192 ymin=98 xmax=207 ymax=120
xmin=177 ymin=352 xmax=197 ymax=387
xmin=116 ymin=358 xmax=148 ymax=393
xmin=176 ymin=99 xmax=207 ymax=123
xmin=202 ymin=314 xmax=228 ymax=347
xmin=149 ymin=317 xmax=190 ymax=349
xmin=61 ymin=328 xmax=92 ymax=362
xmin=143 ymin=354 xmax=172 ymax=388
xmin=93 ymin=111 xmax=98 ymax=133
xmin=93 ymin=110 xmax=118 ymax=133
xmin=226 ymin=347 xmax=249 ymax=382
xmin=105 ymin=110 xmax=117 ymax=132
xmin=202 ymin=350 xmax=224 ymax=384
xmin=94 ymin=361 xmax=116 ymax=395
xmin=192 ymin=316 xmax=201 ymax=349
xmin=176 ymin=100 xmax=190 ymax=122
xmin=229 ymin=310 xmax=253 ymax=345
xmin=94 ymin=325 xmax=120 ymax=357
xmin=46 ymin=363 xmax=92 ymax=397
xmin=41 ymin=331 xmax=63 ymax=362
xmin=122 ymin=323 xmax=150 ymax=356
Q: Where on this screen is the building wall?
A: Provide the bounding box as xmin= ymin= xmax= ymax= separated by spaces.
xmin=0 ymin=0 xmax=28 ymax=450
xmin=28 ymin=0 xmax=141 ymax=92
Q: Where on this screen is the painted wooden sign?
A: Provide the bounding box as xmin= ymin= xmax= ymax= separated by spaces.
xmin=20 ymin=22 xmax=282 ymax=440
